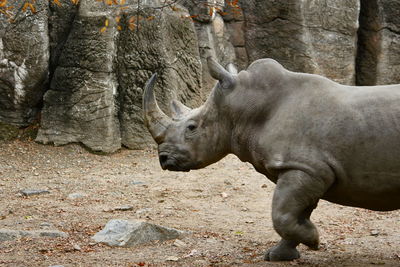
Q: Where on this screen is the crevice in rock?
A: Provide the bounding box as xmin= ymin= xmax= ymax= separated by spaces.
xmin=47 ymin=1 xmax=80 ymax=92
xmin=379 ymin=26 xmax=400 ymax=36
xmin=355 ymin=0 xmax=379 ymax=86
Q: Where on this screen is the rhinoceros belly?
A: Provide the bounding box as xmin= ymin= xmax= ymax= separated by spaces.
xmin=323 ymin=170 xmax=400 ymax=211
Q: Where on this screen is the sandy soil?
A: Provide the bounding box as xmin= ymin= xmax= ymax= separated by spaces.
xmin=0 ymin=140 xmax=399 ymax=267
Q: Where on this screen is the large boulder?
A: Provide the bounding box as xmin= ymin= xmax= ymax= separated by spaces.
xmin=117 ymin=5 xmax=203 ymax=149
xmin=240 ymin=0 xmax=360 ymax=85
xmin=36 ymin=0 xmax=121 ymax=153
xmin=356 ymin=0 xmax=400 ymax=85
xmin=0 ymin=0 xmax=49 ymax=126
xmin=37 ymin=1 xmax=203 ymax=152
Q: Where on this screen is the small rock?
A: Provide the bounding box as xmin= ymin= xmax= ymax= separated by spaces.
xmin=224 ymin=180 xmax=232 ymax=185
xmin=19 ymin=189 xmax=50 ymax=196
xmin=38 ymin=230 xmax=69 ymax=238
xmin=206 ymin=238 xmax=217 ymax=244
xmin=370 ymin=230 xmax=380 ymax=236
xmin=184 ymin=249 xmax=199 ymax=258
xmin=0 ymin=229 xmax=19 ymax=242
xmin=130 ymin=181 xmax=145 ymax=185
xmin=103 ymin=206 xmax=134 ymax=212
xmin=221 ymin=192 xmax=229 ymax=198
xmin=92 ymin=219 xmax=185 ymax=247
xmin=40 ymin=222 xmax=52 ymax=228
xmin=102 ymin=208 xmax=112 ymax=212
xmin=73 ymin=244 xmax=81 ymax=251
xmin=173 ymin=239 xmax=187 ymax=247
xmin=67 ymin=192 xmax=87 ymax=199
xmin=136 ymin=208 xmax=152 ymax=214
xmin=166 ymin=256 xmax=179 ymax=262
xmin=114 ymin=206 xmax=134 ymax=211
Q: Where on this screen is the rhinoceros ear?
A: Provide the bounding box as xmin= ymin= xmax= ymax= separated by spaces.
xmin=170 ymin=99 xmax=191 ymax=120
xmin=207 ymin=57 xmax=236 ymax=90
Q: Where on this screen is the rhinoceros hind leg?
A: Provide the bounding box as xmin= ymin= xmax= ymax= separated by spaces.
xmin=264 ymin=239 xmax=300 ymax=261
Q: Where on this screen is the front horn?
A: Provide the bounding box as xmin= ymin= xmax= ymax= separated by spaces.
xmin=142 ymin=73 xmax=172 ymax=143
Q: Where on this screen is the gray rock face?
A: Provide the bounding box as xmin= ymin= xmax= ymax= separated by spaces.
xmin=241 ymin=0 xmax=360 ymax=85
xmin=36 ymin=0 xmax=121 ymax=153
xmin=356 ymin=0 xmax=400 ymax=85
xmin=0 ymin=0 xmax=49 ymax=126
xmin=194 ymin=13 xmax=236 ymax=91
xmin=182 ymin=0 xmax=225 ymax=23
xmin=48 ymin=0 xmax=79 ymax=83
xmin=117 ymin=6 xmax=202 ymax=149
xmin=223 ymin=1 xmax=247 ymax=70
xmin=37 ymin=1 xmax=202 ymax=152
xmin=182 ymin=1 xmax=237 ymax=91
xmin=92 ymin=219 xmax=185 ymax=247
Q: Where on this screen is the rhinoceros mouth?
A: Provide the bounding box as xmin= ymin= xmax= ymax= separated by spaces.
xmin=162 ymin=162 xmax=191 ymax=172
xmin=159 ymin=155 xmax=191 ymax=172
xmin=164 ymin=165 xmax=191 ymax=172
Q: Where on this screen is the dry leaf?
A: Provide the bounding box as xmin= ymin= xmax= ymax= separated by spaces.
xmin=0 ymin=0 xmax=7 ymax=8
xmin=208 ymin=7 xmax=213 ymax=16
xmin=22 ymin=2 xmax=29 ymax=12
xmin=28 ymin=3 xmax=36 ymax=13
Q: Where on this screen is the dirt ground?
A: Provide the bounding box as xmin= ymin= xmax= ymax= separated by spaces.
xmin=0 ymin=140 xmax=399 ymax=267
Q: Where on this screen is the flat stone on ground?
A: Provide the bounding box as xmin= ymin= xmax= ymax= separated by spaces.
xmin=0 ymin=229 xmax=68 ymax=241
xmin=92 ymin=219 xmax=186 ymax=247
xmin=19 ymin=189 xmax=50 ymax=196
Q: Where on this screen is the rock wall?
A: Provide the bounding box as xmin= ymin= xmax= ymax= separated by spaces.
xmin=356 ymin=0 xmax=400 ymax=85
xmin=183 ymin=0 xmax=237 ymax=93
xmin=36 ymin=0 xmax=202 ymax=152
xmin=36 ymin=0 xmax=121 ymax=152
xmin=116 ymin=6 xmax=202 ymax=149
xmin=2 ymin=0 xmax=400 ymax=149
xmin=0 ymin=0 xmax=49 ymax=126
xmin=240 ymin=0 xmax=360 ymax=85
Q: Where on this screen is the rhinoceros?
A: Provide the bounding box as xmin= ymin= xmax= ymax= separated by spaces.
xmin=142 ymin=57 xmax=400 ymax=261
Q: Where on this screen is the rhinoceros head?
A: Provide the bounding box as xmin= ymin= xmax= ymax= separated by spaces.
xmin=143 ymin=57 xmax=238 ymax=171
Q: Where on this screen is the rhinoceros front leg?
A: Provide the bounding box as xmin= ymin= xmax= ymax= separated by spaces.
xmin=265 ymin=170 xmax=329 ymax=261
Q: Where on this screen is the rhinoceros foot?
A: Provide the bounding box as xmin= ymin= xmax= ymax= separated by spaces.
xmin=264 ymin=240 xmax=300 ymax=261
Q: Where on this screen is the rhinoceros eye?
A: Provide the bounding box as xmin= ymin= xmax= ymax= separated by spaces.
xmin=187 ymin=124 xmax=197 ymax=131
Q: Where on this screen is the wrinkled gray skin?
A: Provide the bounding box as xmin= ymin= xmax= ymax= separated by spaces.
xmin=143 ymin=57 xmax=400 ymax=261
